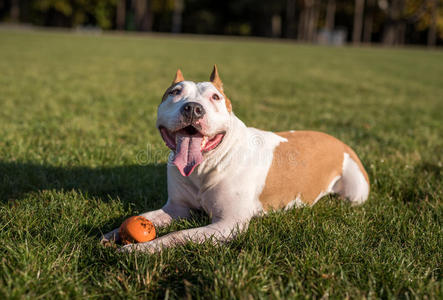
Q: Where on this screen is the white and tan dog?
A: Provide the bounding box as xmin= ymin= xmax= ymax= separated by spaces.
xmin=102 ymin=66 xmax=370 ymax=253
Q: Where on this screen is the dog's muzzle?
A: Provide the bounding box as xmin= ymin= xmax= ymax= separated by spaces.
xmin=180 ymin=102 xmax=205 ymax=122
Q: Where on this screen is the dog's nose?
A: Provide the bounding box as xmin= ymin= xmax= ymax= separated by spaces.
xmin=180 ymin=102 xmax=205 ymax=120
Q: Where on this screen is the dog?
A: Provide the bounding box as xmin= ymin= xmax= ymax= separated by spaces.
xmin=101 ymin=65 xmax=370 ymax=253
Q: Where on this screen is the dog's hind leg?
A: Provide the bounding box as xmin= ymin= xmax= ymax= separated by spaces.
xmin=332 ymin=152 xmax=370 ymax=205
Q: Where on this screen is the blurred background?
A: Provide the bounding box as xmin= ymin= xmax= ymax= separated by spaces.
xmin=0 ymin=0 xmax=442 ymax=47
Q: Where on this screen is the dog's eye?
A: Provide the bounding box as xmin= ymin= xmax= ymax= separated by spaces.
xmin=169 ymin=89 xmax=181 ymax=96
xmin=211 ymin=94 xmax=220 ymax=101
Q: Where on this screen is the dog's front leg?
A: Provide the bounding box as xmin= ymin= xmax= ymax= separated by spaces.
xmin=119 ymin=218 xmax=249 ymax=253
xmin=101 ymin=201 xmax=191 ymax=244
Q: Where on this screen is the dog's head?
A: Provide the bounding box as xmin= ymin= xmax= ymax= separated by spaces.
xmin=157 ymin=65 xmax=233 ymax=177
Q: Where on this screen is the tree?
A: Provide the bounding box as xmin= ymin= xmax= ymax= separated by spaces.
xmin=134 ymin=0 xmax=151 ymax=31
xmin=353 ymin=0 xmax=365 ymax=44
xmin=116 ymin=0 xmax=125 ymax=30
xmin=427 ymin=0 xmax=438 ymax=46
xmin=382 ymin=0 xmax=406 ymax=45
xmin=363 ymin=0 xmax=376 ymax=43
xmin=325 ymin=0 xmax=336 ymax=31
xmin=298 ymin=0 xmax=319 ymax=42
xmin=307 ymin=0 xmax=320 ymax=41
xmin=298 ymin=0 xmax=309 ymax=40
xmin=286 ymin=0 xmax=297 ymax=38
xmin=10 ymin=0 xmax=20 ymax=22
xmin=33 ymin=0 xmax=115 ymax=29
xmin=172 ymin=0 xmax=184 ymax=33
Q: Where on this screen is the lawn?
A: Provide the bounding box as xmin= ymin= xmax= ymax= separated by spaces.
xmin=0 ymin=29 xmax=442 ymax=299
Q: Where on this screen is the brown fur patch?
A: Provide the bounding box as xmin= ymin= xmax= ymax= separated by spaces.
xmin=172 ymin=69 xmax=184 ymax=84
xmin=209 ymin=65 xmax=232 ymax=113
xmin=259 ymin=131 xmax=368 ymax=211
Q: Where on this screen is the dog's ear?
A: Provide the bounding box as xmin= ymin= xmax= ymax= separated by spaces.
xmin=210 ymin=65 xmax=232 ymax=112
xmin=172 ymin=69 xmax=184 ymax=84
xmin=210 ymin=65 xmax=223 ymax=91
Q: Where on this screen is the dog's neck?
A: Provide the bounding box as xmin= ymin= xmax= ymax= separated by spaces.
xmin=187 ymin=114 xmax=248 ymax=180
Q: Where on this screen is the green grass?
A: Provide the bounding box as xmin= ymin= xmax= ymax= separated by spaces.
xmin=0 ymin=29 xmax=442 ymax=299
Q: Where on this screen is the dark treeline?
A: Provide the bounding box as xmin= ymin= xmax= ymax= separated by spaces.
xmin=1 ymin=0 xmax=441 ymax=46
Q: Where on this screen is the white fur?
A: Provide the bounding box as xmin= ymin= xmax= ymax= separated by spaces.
xmin=285 ymin=196 xmax=305 ymax=210
xmin=332 ymin=153 xmax=369 ymax=205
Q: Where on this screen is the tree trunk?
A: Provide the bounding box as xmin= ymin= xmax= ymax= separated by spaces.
xmin=383 ymin=23 xmax=396 ymax=45
xmin=298 ymin=0 xmax=316 ymax=41
xmin=134 ymin=0 xmax=151 ymax=31
xmin=272 ymin=14 xmax=282 ymax=37
xmin=325 ymin=0 xmax=336 ymax=31
xmin=397 ymin=22 xmax=405 ymax=44
xmin=382 ymin=0 xmax=405 ymax=45
xmin=172 ymin=0 xmax=184 ymax=33
xmin=298 ymin=3 xmax=308 ymax=40
xmin=363 ymin=0 xmax=375 ymax=43
xmin=428 ymin=0 xmax=438 ymax=47
xmin=10 ymin=0 xmax=20 ymax=22
xmin=286 ymin=0 xmax=297 ymax=38
xmin=353 ymin=0 xmax=365 ymax=44
xmin=306 ymin=0 xmax=319 ymax=42
xmin=116 ymin=0 xmax=126 ymax=30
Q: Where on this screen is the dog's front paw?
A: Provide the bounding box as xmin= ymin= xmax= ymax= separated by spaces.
xmin=118 ymin=242 xmax=158 ymax=254
xmin=100 ymin=228 xmax=120 ymax=247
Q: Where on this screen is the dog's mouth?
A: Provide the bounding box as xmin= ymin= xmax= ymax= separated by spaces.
xmin=159 ymin=125 xmax=225 ymax=176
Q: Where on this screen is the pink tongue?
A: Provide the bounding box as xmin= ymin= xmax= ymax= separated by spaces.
xmin=172 ymin=133 xmax=204 ymax=176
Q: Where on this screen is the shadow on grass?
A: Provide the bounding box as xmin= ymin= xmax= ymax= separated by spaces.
xmin=415 ymin=161 xmax=442 ymax=179
xmin=396 ymin=161 xmax=442 ymax=204
xmin=0 ymin=161 xmax=168 ymax=208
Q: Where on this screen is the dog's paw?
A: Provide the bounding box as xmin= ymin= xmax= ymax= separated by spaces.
xmin=100 ymin=228 xmax=120 ymax=247
xmin=117 ymin=242 xmax=157 ymax=254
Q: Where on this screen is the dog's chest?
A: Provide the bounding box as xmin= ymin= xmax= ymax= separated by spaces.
xmin=168 ymin=127 xmax=288 ymax=217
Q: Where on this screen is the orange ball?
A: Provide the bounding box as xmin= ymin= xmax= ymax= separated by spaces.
xmin=119 ymin=216 xmax=156 ymax=245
